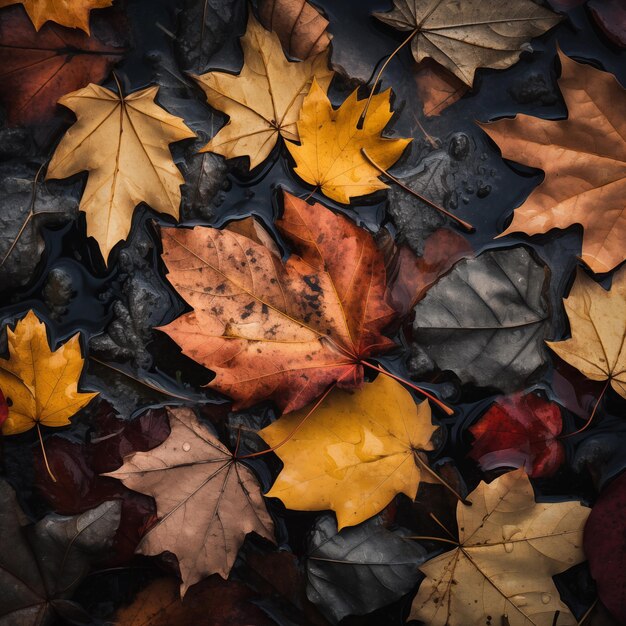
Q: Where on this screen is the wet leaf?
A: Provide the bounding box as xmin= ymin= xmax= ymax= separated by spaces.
xmin=374 ymin=0 xmax=561 ymax=87
xmin=414 ymin=60 xmax=468 ymax=117
xmin=0 ymin=6 xmax=126 ymax=127
xmin=0 ymin=310 xmax=97 ymax=435
xmin=0 ymin=389 xmax=7 ymax=427
xmin=260 ymin=375 xmax=437 ymax=529
xmin=0 ymin=479 xmax=120 ymax=625
xmin=193 ymin=13 xmax=332 ymax=169
xmin=159 ymin=191 xmax=405 ymax=414
xmin=584 ymin=470 xmax=626 ymax=625
xmin=258 ymin=0 xmax=331 ymax=60
xmin=547 ymin=266 xmax=626 ymax=400
xmin=469 ymin=392 xmax=564 ymax=478
xmin=104 ymin=406 xmax=275 ymax=595
xmin=286 ymin=80 xmax=411 ymax=203
xmin=480 ymin=51 xmax=626 ymax=273
xmin=0 ymin=0 xmax=113 ymax=33
xmin=46 ymin=83 xmax=196 ymax=263
xmin=411 ymin=247 xmax=550 ymax=392
xmin=411 ymin=469 xmax=590 ymax=626
xmin=305 ymin=514 xmax=426 ymax=623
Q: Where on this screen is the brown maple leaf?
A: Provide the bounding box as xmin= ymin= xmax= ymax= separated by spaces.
xmin=159 ymin=191 xmax=400 ymax=413
xmin=104 ymin=407 xmax=275 ymax=595
xmin=480 ymin=50 xmax=626 ymax=273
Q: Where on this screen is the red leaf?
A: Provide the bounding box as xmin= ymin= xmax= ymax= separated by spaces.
xmin=468 ymin=393 xmax=564 ymax=478
xmin=584 ymin=471 xmax=626 ymax=624
xmin=589 ymin=0 xmax=626 ymax=48
xmin=0 ymin=6 xmax=126 ymax=126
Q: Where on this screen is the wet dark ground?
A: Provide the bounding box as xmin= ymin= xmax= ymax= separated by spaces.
xmin=1 ymin=0 xmax=625 ymax=624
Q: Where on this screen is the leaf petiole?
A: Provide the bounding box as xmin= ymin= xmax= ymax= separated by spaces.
xmin=413 ymin=452 xmax=470 ymax=505
xmin=36 ymin=422 xmax=56 ymax=483
xmin=559 ymin=379 xmax=610 ymax=439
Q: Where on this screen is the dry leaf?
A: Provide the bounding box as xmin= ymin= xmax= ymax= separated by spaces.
xmin=286 ymin=80 xmax=411 ymax=203
xmin=159 ymin=191 xmax=401 ymax=414
xmin=104 ymin=406 xmax=274 ymax=595
xmin=46 ymin=83 xmax=196 ymax=263
xmin=414 ymin=59 xmax=468 ymax=117
xmin=374 ymin=0 xmax=561 ymax=87
xmin=258 ymin=0 xmax=331 ymax=60
xmin=410 ymin=469 xmax=590 ymax=626
xmin=260 ymin=375 xmax=437 ymax=529
xmin=546 ymin=266 xmax=626 ymax=400
xmin=0 ymin=310 xmax=97 ymax=435
xmin=0 ymin=0 xmax=113 ymax=33
xmin=480 ymin=51 xmax=626 ymax=273
xmin=194 ymin=13 xmax=332 ymax=169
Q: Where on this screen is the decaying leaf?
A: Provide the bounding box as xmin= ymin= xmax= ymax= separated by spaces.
xmin=260 ymin=375 xmax=437 ymax=528
xmin=0 ymin=6 xmax=126 ymax=126
xmin=410 ymin=469 xmax=590 ymax=626
xmin=0 ymin=310 xmax=97 ymax=435
xmin=104 ymin=406 xmax=275 ymax=595
xmin=469 ymin=393 xmax=564 ymax=478
xmin=414 ymin=59 xmax=468 ymax=117
xmin=46 ymin=83 xmax=195 ymax=263
xmin=286 ymin=80 xmax=411 ymax=203
xmin=480 ymin=50 xmax=626 ymax=273
xmin=374 ymin=0 xmax=561 ymax=87
xmin=258 ymin=0 xmax=331 ymax=60
xmin=160 ymin=191 xmax=404 ymax=414
xmin=194 ymin=13 xmax=332 ymax=169
xmin=0 ymin=479 xmax=121 ymax=626
xmin=546 ymin=266 xmax=626 ymax=400
xmin=0 ymin=0 xmax=113 ymax=33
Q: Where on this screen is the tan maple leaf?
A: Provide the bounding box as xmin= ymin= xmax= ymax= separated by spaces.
xmin=194 ymin=13 xmax=332 ymax=170
xmin=374 ymin=0 xmax=561 ymax=86
xmin=46 ymin=83 xmax=196 ymax=263
xmin=411 ymin=469 xmax=590 ymax=626
xmin=104 ymin=407 xmax=275 ymax=595
xmin=480 ymin=51 xmax=626 ymax=273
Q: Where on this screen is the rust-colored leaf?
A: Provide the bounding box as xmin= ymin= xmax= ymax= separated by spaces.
xmin=414 ymin=59 xmax=468 ymax=117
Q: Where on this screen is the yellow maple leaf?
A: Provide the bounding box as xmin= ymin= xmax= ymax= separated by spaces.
xmin=547 ymin=266 xmax=626 ymax=400
xmin=47 ymin=83 xmax=196 ymax=264
xmin=259 ymin=375 xmax=437 ymax=529
xmin=286 ymin=79 xmax=411 ymax=204
xmin=411 ymin=469 xmax=589 ymax=626
xmin=0 ymin=0 xmax=113 ymax=33
xmin=0 ymin=310 xmax=97 ymax=436
xmin=194 ymin=13 xmax=333 ymax=170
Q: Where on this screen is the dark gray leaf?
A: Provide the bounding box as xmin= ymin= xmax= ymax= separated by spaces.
xmin=411 ymin=246 xmax=550 ymax=392
xmin=305 ymin=515 xmax=426 ymax=624
xmin=0 ymin=480 xmax=121 ymax=626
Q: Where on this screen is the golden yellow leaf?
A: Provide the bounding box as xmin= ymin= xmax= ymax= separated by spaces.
xmin=46 ymin=83 xmax=196 ymax=263
xmin=0 ymin=0 xmax=112 ymax=33
xmin=546 ymin=266 xmax=626 ymax=399
xmin=259 ymin=375 xmax=437 ymax=529
xmin=194 ymin=13 xmax=332 ymax=170
xmin=411 ymin=469 xmax=590 ymax=626
xmin=0 ymin=310 xmax=97 ymax=435
xmin=286 ymin=79 xmax=411 ymax=204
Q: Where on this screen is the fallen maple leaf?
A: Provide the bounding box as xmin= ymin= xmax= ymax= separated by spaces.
xmin=469 ymin=393 xmax=564 ymax=478
xmin=374 ymin=0 xmax=561 ymax=87
xmin=104 ymin=406 xmax=275 ymax=595
xmin=0 ymin=0 xmax=113 ymax=33
xmin=0 ymin=310 xmax=97 ymax=436
xmin=0 ymin=7 xmax=126 ymax=127
xmin=411 ymin=469 xmax=590 ymax=626
xmin=258 ymin=0 xmax=331 ymax=60
xmin=260 ymin=375 xmax=437 ymax=528
xmin=286 ymin=80 xmax=411 ymax=203
xmin=414 ymin=59 xmax=468 ymax=117
xmin=194 ymin=13 xmax=332 ymax=170
xmin=546 ymin=266 xmax=626 ymax=400
xmin=480 ymin=50 xmax=626 ymax=273
xmin=46 ymin=82 xmax=196 ymax=263
xmin=160 ymin=191 xmax=402 ymax=414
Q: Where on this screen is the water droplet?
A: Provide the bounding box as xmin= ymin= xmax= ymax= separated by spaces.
xmin=182 ymin=442 xmax=191 ymax=452
xmin=511 ymin=595 xmax=527 ymax=607
xmin=541 ymin=593 xmax=551 ymax=605
xmin=503 ymin=542 xmax=514 ymax=553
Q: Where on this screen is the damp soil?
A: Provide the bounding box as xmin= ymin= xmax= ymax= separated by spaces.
xmin=0 ymin=0 xmax=625 ymax=624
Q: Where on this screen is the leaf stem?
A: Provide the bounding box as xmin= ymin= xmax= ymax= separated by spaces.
xmin=413 ymin=452 xmax=470 ymax=505
xmin=361 ymin=148 xmax=475 ymax=232
xmin=552 ymin=611 xmax=560 ymax=626
xmin=577 ymin=599 xmax=597 ymax=625
xmin=358 ymin=29 xmax=417 ymax=128
xmin=36 ymin=422 xmax=56 ymax=483
xmin=559 ymin=379 xmax=609 ymax=439
xmin=404 ymin=535 xmax=458 ymax=546
xmin=429 ymin=512 xmax=457 ymax=540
